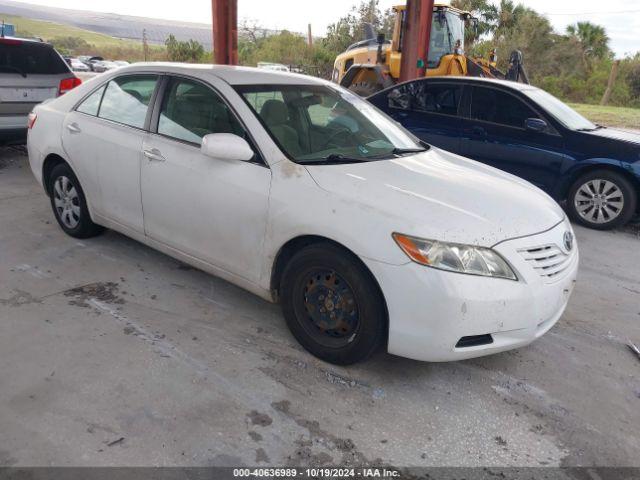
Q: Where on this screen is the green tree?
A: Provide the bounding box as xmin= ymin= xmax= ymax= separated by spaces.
xmin=566 ymin=21 xmax=611 ymax=65
xmin=451 ymin=0 xmax=498 ymax=45
xmin=165 ymin=34 xmax=205 ymax=63
xmin=322 ymin=0 xmax=395 ymax=55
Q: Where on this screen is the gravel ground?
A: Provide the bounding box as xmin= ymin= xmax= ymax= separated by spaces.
xmin=0 ymin=148 xmax=639 ymax=468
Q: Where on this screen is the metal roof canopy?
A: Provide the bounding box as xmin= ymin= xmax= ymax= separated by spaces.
xmin=211 ymin=0 xmax=432 ymax=82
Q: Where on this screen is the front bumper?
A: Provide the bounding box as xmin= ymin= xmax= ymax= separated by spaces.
xmin=364 ymin=220 xmax=578 ymax=362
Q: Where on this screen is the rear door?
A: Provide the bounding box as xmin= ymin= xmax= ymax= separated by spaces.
xmin=62 ymin=74 xmax=159 ymax=233
xmin=0 ymin=39 xmax=73 ymax=131
xmin=460 ymin=85 xmax=567 ymax=192
xmin=368 ymin=80 xmax=464 ymax=154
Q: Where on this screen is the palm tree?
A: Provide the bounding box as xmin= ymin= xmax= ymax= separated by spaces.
xmin=495 ymin=0 xmax=528 ymax=36
xmin=566 ymin=22 xmax=610 ymax=60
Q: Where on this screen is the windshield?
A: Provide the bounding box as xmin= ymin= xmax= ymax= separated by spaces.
xmin=236 ymin=84 xmax=425 ymax=164
xmin=428 ymin=11 xmax=464 ymax=68
xmin=523 ymin=89 xmax=597 ymax=131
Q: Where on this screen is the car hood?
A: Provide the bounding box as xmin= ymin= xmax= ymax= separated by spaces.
xmin=580 ymin=127 xmax=640 ymax=146
xmin=304 ymin=148 xmax=565 ymax=247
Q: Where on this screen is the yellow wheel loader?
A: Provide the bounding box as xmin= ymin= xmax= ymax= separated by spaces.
xmin=332 ymin=3 xmax=529 ymax=96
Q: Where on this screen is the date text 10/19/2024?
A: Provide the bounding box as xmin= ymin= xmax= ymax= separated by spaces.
xmin=233 ymin=468 xmax=401 ymax=478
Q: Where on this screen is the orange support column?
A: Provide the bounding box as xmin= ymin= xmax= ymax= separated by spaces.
xmin=212 ymin=0 xmax=238 ymax=65
xmin=399 ymin=0 xmax=434 ymax=82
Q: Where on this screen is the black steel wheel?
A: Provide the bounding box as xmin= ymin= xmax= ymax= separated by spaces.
xmin=280 ymin=243 xmax=386 ymax=365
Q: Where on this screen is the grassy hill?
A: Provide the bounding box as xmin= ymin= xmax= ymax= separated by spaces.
xmin=0 ymin=13 xmax=141 ymax=48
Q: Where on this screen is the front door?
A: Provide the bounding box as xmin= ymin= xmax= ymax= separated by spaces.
xmin=369 ymin=80 xmax=464 ymax=155
xmin=140 ymin=76 xmax=271 ymax=283
xmin=461 ymin=86 xmax=567 ymax=193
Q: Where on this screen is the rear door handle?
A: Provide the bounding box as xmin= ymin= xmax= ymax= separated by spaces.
xmin=466 ymin=126 xmax=487 ymax=138
xmin=66 ymin=122 xmax=81 ymax=134
xmin=143 ymin=148 xmax=166 ymax=162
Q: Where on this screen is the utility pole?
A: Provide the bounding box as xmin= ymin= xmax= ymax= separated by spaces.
xmin=600 ymin=60 xmax=620 ymax=106
xmin=212 ymin=0 xmax=238 ymax=65
xmin=307 ymin=24 xmax=313 ymax=47
xmin=399 ymin=0 xmax=434 ymax=82
xmin=142 ymin=28 xmax=149 ymax=61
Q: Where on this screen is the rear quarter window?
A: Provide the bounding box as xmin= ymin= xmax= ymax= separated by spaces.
xmin=0 ymin=41 xmax=70 ymax=75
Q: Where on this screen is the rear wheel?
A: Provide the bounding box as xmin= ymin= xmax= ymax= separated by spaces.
xmin=280 ymin=244 xmax=386 ymax=365
xmin=566 ymin=170 xmax=636 ymax=230
xmin=48 ymin=163 xmax=104 ymax=238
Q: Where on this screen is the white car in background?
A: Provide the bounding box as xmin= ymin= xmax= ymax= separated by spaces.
xmin=69 ymin=58 xmax=90 ymax=72
xmin=26 ymin=64 xmax=578 ymax=364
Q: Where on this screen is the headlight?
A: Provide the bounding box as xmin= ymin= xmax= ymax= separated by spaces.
xmin=392 ymin=233 xmax=517 ymax=280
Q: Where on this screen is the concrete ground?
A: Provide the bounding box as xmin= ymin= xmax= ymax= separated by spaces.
xmin=0 ymin=147 xmax=639 ymax=468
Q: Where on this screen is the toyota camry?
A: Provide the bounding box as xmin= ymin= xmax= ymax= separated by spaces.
xmin=27 ymin=64 xmax=578 ymax=364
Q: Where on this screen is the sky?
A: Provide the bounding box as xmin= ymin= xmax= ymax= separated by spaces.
xmin=6 ymin=0 xmax=640 ymax=57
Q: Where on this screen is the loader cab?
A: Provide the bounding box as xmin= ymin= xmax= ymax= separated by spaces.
xmin=391 ymin=4 xmax=468 ymax=68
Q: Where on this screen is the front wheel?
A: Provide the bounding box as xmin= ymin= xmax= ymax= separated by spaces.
xmin=280 ymin=244 xmax=386 ymax=365
xmin=566 ymin=170 xmax=637 ymax=230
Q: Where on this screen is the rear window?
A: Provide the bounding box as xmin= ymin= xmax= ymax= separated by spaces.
xmin=0 ymin=41 xmax=70 ymax=75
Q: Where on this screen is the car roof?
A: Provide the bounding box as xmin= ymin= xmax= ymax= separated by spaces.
xmin=397 ymin=76 xmax=539 ymax=92
xmin=0 ymin=36 xmax=53 ymax=47
xmin=114 ymin=62 xmax=327 ymax=86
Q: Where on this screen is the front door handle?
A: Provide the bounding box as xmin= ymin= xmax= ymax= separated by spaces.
xmin=66 ymin=122 xmax=81 ymax=134
xmin=143 ymin=148 xmax=166 ymax=162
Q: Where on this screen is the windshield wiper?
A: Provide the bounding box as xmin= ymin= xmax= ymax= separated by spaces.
xmin=366 ymin=147 xmax=428 ymax=160
xmin=391 ymin=147 xmax=427 ymax=155
xmin=576 ymin=125 xmax=605 ymax=132
xmin=298 ymin=153 xmax=370 ymax=165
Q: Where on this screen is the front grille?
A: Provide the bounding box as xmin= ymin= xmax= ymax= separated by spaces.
xmin=518 ymin=244 xmax=573 ymax=281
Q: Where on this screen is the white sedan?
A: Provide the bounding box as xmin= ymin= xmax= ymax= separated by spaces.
xmin=26 ymin=64 xmax=578 ymax=365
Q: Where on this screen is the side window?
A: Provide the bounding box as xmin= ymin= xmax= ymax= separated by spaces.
xmin=387 ymin=84 xmax=411 ymax=110
xmin=243 ymin=90 xmax=285 ymax=115
xmin=471 ymin=87 xmax=538 ymax=128
xmin=98 ymin=75 xmax=158 ymax=129
xmin=76 ymin=85 xmax=105 ymax=116
xmin=158 ymin=78 xmax=245 ymax=144
xmin=413 ymin=84 xmax=462 ymax=116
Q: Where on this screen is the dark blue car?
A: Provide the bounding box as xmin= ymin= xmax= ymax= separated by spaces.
xmin=368 ymin=77 xmax=640 ymax=230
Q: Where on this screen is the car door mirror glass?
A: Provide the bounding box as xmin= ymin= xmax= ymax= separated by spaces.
xmin=525 ymin=118 xmax=548 ymax=133
xmin=201 ymin=133 xmax=255 ymax=162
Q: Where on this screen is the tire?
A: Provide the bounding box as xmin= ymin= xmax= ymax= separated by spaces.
xmin=566 ymin=170 xmax=637 ymax=230
xmin=48 ymin=163 xmax=104 ymax=238
xmin=280 ymin=243 xmax=386 ymax=365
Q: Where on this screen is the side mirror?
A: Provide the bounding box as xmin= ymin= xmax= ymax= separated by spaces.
xmin=525 ymin=118 xmax=548 ymax=133
xmin=201 ymin=133 xmax=254 ymax=162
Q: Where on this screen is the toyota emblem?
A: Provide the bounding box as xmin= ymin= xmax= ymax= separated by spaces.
xmin=563 ymin=231 xmax=574 ymax=252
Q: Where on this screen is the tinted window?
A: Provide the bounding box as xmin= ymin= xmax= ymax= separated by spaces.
xmin=158 ymin=78 xmax=244 ymax=144
xmin=0 ymin=42 xmax=70 ymax=75
xmin=76 ymin=86 xmax=105 ymax=116
xmin=98 ymin=75 xmax=158 ymax=129
xmin=470 ymin=87 xmax=538 ymax=128
xmin=387 ymin=82 xmax=461 ymax=116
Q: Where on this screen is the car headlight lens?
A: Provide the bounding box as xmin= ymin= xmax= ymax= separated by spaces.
xmin=392 ymin=233 xmax=517 ymax=280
